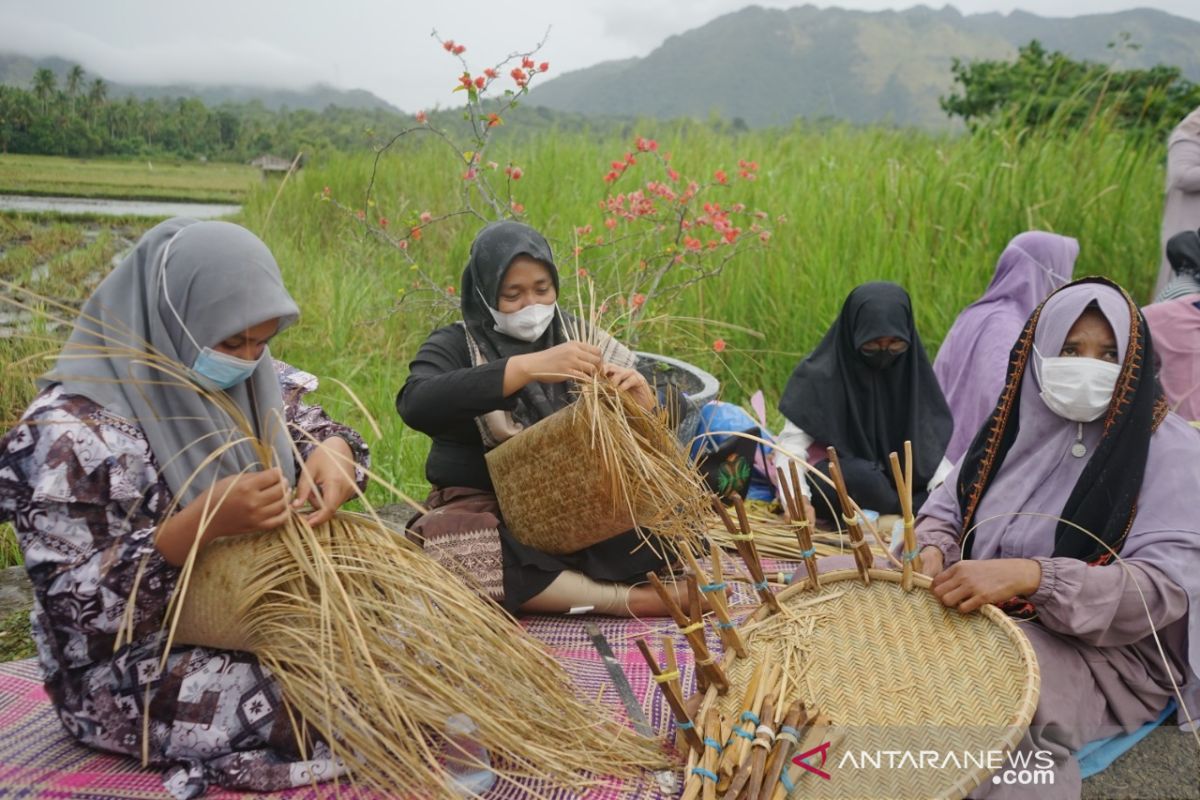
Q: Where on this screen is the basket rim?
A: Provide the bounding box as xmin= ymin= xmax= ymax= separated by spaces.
xmin=700 ymin=566 xmax=1042 ymax=800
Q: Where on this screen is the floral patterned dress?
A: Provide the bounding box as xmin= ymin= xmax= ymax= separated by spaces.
xmin=0 ymin=361 xmax=369 ymax=799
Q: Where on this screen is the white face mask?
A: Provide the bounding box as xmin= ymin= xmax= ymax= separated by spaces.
xmin=1033 ymin=345 xmax=1121 ymax=422
xmin=478 ymin=289 xmax=556 ymax=342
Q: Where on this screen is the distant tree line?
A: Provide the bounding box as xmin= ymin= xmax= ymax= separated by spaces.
xmin=942 ymin=40 xmax=1200 ymax=138
xmin=0 ymin=64 xmax=411 ymax=160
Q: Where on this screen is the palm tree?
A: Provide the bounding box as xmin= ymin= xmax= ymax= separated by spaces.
xmin=87 ymin=77 xmax=107 ymax=124
xmin=32 ymin=68 xmax=56 ymax=114
xmin=66 ymin=64 xmax=85 ymax=113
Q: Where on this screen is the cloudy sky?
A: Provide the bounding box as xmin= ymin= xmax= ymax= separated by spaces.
xmin=3 ymin=1 xmax=1199 ymax=111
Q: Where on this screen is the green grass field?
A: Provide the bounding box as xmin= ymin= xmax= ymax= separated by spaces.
xmin=0 ymin=154 xmax=259 ymax=203
xmin=0 ymin=118 xmax=1167 ymax=568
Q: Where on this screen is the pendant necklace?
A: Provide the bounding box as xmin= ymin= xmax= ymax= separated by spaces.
xmin=1071 ymin=422 xmax=1087 ymax=458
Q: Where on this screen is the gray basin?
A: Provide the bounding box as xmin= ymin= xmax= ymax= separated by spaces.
xmin=634 ymin=352 xmax=720 ymax=445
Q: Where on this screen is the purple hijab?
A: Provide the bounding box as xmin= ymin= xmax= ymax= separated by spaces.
xmin=921 ymin=282 xmax=1200 ymax=717
xmin=934 ymin=232 xmax=1078 ymax=464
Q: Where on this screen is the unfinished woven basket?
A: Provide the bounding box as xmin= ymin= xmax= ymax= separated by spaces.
xmin=699 ymin=568 xmax=1040 ymax=800
xmin=486 ymin=397 xmax=680 ymax=555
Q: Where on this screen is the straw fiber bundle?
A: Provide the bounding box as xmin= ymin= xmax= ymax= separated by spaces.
xmin=697 ymin=569 xmax=1040 ymax=800
xmin=161 ymin=511 xmax=668 ymax=797
xmin=486 ymin=374 xmax=710 ymax=555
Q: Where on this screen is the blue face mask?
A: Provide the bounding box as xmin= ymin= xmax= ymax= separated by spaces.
xmin=160 ymin=235 xmax=265 ymax=391
xmin=190 ymin=348 xmax=263 ymax=390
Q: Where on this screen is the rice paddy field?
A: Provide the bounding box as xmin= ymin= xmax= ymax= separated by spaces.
xmin=0 ymin=119 xmax=1167 ymax=570
xmin=0 ymin=153 xmax=259 ymax=202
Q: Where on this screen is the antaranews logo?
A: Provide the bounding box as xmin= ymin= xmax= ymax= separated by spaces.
xmin=792 ymin=742 xmax=1055 ymax=788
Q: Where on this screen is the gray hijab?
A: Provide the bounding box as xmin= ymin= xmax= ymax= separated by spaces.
xmin=39 ymin=217 xmax=300 ymax=504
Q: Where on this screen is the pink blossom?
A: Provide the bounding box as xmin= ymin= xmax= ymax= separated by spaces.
xmin=713 ymin=339 xmax=727 ymax=353
xmin=420 ymin=211 xmax=433 ymax=224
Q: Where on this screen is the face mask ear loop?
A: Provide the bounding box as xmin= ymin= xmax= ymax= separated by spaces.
xmin=158 ymin=232 xmax=204 ymax=355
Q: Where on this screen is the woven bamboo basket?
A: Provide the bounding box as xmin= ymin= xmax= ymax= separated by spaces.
xmin=698 ymin=568 xmax=1040 ymax=800
xmin=486 ymin=397 xmax=682 ymax=555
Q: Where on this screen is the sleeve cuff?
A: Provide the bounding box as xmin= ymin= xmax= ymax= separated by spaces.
xmin=1026 ymin=557 xmax=1056 ymax=606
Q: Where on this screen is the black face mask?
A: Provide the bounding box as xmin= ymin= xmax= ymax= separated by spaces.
xmin=860 ymin=348 xmax=903 ymax=370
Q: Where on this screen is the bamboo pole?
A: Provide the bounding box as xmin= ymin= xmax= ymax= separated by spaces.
xmin=888 ymin=445 xmax=918 ymax=592
xmin=683 ymin=708 xmax=722 ymax=800
xmin=761 ymin=700 xmax=803 ymax=799
xmin=728 ymin=495 xmax=783 ymax=614
xmin=825 ymin=447 xmax=872 ymax=584
xmin=635 ymin=638 xmax=703 ymax=753
xmin=645 ymin=572 xmax=729 ymax=695
xmin=768 ymin=714 xmax=838 ymax=800
xmin=718 ymin=660 xmax=765 ymax=785
xmin=680 ymin=544 xmax=749 ymax=658
xmin=777 ymin=464 xmax=819 ymax=590
xmin=745 ymin=692 xmax=778 ymax=800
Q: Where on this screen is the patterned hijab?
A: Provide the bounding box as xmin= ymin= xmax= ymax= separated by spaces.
xmin=40 ymin=217 xmax=300 ymax=503
xmin=955 ymin=278 xmax=1168 ymax=568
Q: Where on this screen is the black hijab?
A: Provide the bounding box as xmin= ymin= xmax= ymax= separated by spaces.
xmin=1166 ymin=228 xmax=1200 ymax=279
xmin=460 ymin=220 xmax=572 ymax=427
xmin=778 ymin=282 xmax=952 ymax=487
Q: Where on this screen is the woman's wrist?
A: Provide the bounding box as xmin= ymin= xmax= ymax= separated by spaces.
xmin=503 ymin=353 xmax=533 ymax=396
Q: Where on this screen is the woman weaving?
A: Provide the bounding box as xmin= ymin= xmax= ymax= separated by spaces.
xmin=915 ymin=278 xmax=1200 ymax=798
xmin=774 ymin=282 xmax=954 ymax=517
xmin=398 ymin=220 xmax=689 ymax=617
xmin=0 ymin=218 xmax=370 ymax=798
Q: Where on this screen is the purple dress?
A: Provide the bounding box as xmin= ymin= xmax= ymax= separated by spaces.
xmin=0 ymin=362 xmax=369 ymax=799
xmin=918 ymin=283 xmax=1200 ymax=798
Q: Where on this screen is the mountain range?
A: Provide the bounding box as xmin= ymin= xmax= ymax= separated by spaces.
xmin=527 ymin=4 xmax=1200 ymax=128
xmin=4 ymin=5 xmax=1200 ymax=128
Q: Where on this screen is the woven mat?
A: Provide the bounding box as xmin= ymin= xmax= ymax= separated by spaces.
xmin=0 ymin=557 xmax=796 ymax=799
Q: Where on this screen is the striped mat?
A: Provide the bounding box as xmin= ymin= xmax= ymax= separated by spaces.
xmin=0 ymin=558 xmax=799 ymax=799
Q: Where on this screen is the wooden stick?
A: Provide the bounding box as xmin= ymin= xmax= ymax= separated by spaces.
xmin=718 ymin=660 xmax=764 ymax=781
xmin=825 ymin=448 xmax=871 ymax=585
xmin=777 ymin=465 xmax=819 ymax=591
xmin=761 ymin=700 xmax=803 ymax=799
xmin=661 ymin=634 xmax=689 ymax=753
xmin=729 ymin=494 xmax=783 ymax=614
xmin=645 ymin=572 xmax=729 ymax=695
xmin=683 ymin=709 xmax=721 ymax=800
xmin=745 ymin=693 xmax=778 ymax=800
xmin=888 ymin=451 xmax=918 ymax=591
xmin=635 ymin=637 xmax=704 ymax=754
xmin=769 ymin=714 xmax=838 ymax=800
xmin=680 ymin=545 xmax=748 ymax=658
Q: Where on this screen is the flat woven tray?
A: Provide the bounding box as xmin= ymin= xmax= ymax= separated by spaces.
xmin=699 ymin=568 xmax=1040 ymax=800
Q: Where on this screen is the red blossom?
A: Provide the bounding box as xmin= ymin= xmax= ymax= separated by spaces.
xmin=487 ymin=113 xmax=502 ymax=127
xmin=355 ymin=209 xmax=365 ymax=221
xmin=604 ymin=217 xmax=618 ymax=230
xmin=420 ymin=211 xmax=433 ymax=224
xmin=505 ymin=165 xmax=523 ymax=180
xmin=577 ymin=268 xmax=588 ymax=277
xmin=667 ymin=168 xmax=680 ymax=182
xmin=511 ymin=200 xmax=525 ymax=213
xmin=635 ymin=136 xmax=658 ymax=152
xmin=603 ymin=171 xmax=620 ymax=183
xmin=576 ymin=225 xmax=593 ymax=235
xmin=463 ymin=168 xmax=477 ymax=180
xmin=522 ymin=56 xmax=535 ymax=69
xmin=447 ymin=286 xmax=457 ymax=295
xmin=452 ymin=44 xmax=466 ymax=55
xmin=484 ymin=68 xmax=498 ymax=78
xmin=443 ymin=40 xmax=456 ymax=52
xmin=378 ymin=217 xmax=388 ymax=228
xmin=415 ymin=110 xmax=428 ymax=124
xmin=398 ymin=240 xmax=409 ymax=251
xmin=458 ymin=73 xmax=473 ymax=88
xmin=474 ymin=76 xmax=486 ymax=89
xmin=539 ymin=61 xmax=550 ymax=72
xmin=631 ymin=293 xmax=646 ymax=309
xmin=684 ymin=236 xmax=702 ymax=252
xmin=714 ymin=169 xmax=728 ymax=185
xmin=713 ymin=339 xmax=727 ymax=353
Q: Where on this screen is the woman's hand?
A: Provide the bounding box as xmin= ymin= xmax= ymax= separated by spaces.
xmin=294 ymin=437 xmax=358 ymax=526
xmin=155 ymin=467 xmax=291 ymax=566
xmin=603 ymin=363 xmax=655 ymax=411
xmin=930 ymin=558 xmax=1041 ymax=614
xmin=917 ymin=546 xmax=945 ymax=578
xmin=505 ymin=341 xmax=602 ymax=394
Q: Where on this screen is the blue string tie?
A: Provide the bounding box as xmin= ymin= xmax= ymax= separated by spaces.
xmin=781 ymin=771 xmax=797 ymax=792
xmin=701 ymin=581 xmax=727 ymax=593
xmin=676 ymin=720 xmax=695 ymax=730
xmin=717 ymin=620 xmax=736 ymax=630
xmin=702 ymin=736 xmax=724 ymax=753
xmin=691 ymin=767 xmax=719 ymax=782
xmin=753 ymin=579 xmax=769 ymax=591
xmin=902 ymin=548 xmax=921 ymax=563
xmin=732 ymin=727 xmax=755 ymax=741
xmin=799 ymin=547 xmax=816 ymax=559
xmin=741 ymin=711 xmax=761 ymax=725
